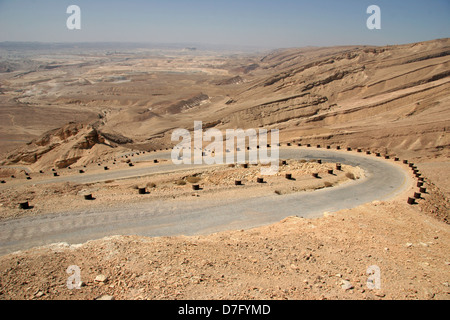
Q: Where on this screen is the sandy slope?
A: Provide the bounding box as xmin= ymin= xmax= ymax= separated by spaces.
xmin=1 ymin=39 xmax=449 ymax=169
xmin=0 ymin=197 xmax=448 ymax=300
xmin=0 ymin=147 xmax=448 ymax=300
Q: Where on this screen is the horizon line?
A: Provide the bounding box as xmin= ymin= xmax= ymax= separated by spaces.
xmin=1 ymin=37 xmax=448 ymax=51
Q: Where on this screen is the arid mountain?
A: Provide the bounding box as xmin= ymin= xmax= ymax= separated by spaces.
xmin=104 ymin=38 xmax=449 ymax=161
xmin=0 ymin=122 xmax=131 ymax=170
xmin=0 ymin=38 xmax=448 ymax=170
xmin=233 ymin=39 xmax=450 ymax=160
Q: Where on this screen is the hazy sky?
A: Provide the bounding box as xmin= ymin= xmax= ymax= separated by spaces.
xmin=0 ymin=0 xmax=449 ymax=48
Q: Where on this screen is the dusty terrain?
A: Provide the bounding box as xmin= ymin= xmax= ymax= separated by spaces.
xmin=1 ymin=39 xmax=449 ymax=168
xmin=0 ymin=196 xmax=448 ymax=300
xmin=0 ymin=39 xmax=448 ymax=300
xmin=0 ymin=158 xmax=361 ymax=221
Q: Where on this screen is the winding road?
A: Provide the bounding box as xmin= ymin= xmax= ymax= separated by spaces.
xmin=0 ymin=148 xmax=411 ymax=256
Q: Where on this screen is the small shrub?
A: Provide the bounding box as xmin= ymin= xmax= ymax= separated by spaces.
xmin=146 ymin=182 xmax=156 ymax=188
xmin=186 ymin=176 xmax=202 ymax=184
xmin=174 ymin=180 xmax=187 ymax=186
xmin=274 ymin=190 xmax=282 ymax=195
xmin=324 ymin=181 xmax=333 ymax=188
xmin=346 ymin=172 xmax=356 ymax=180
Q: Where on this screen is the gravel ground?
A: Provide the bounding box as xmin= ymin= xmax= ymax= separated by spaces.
xmin=0 ymin=196 xmax=448 ymax=300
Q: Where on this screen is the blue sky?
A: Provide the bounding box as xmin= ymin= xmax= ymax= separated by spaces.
xmin=0 ymin=0 xmax=448 ymax=48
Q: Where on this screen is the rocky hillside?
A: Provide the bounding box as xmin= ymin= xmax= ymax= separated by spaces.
xmin=1 ymin=38 xmax=448 ymax=169
xmin=97 ymin=38 xmax=449 ymax=162
xmin=0 ymin=122 xmax=132 ymax=170
xmin=213 ymin=39 xmax=450 ymax=159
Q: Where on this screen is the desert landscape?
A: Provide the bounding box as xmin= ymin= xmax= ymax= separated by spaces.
xmin=0 ymin=37 xmax=448 ymax=300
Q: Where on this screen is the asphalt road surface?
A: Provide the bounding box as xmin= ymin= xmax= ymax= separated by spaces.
xmin=0 ymin=148 xmax=410 ymax=256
